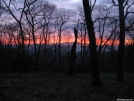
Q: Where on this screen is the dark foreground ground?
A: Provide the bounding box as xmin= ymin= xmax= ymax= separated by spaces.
xmin=0 ymin=72 xmax=134 ymax=101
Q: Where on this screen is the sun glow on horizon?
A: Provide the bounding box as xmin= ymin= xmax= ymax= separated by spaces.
xmin=1 ymin=36 xmax=133 ymax=47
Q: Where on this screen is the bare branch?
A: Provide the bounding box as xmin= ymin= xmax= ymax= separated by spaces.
xmin=91 ymin=0 xmax=96 ymax=11
xmin=112 ymin=0 xmax=118 ymax=6
xmin=123 ymin=0 xmax=129 ymax=8
xmin=124 ymin=1 xmax=134 ymax=18
xmin=125 ymin=20 xmax=134 ymax=31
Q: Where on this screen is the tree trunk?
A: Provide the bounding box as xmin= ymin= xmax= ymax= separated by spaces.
xmin=32 ymin=25 xmax=38 ymax=71
xmin=59 ymin=41 xmax=61 ymax=71
xmin=82 ymin=0 xmax=101 ymax=87
xmin=66 ymin=27 xmax=78 ymax=75
xmin=117 ymin=0 xmax=125 ymax=82
xmin=58 ymin=28 xmax=62 ymax=72
xmin=19 ymin=23 xmax=25 ymax=69
xmin=19 ymin=23 xmax=25 ymax=55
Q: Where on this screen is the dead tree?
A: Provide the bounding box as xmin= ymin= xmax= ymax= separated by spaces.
xmin=66 ymin=27 xmax=78 ymax=75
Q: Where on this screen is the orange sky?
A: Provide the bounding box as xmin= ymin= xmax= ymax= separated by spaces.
xmin=2 ymin=36 xmax=133 ymax=46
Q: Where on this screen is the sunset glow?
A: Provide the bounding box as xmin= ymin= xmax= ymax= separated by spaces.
xmin=1 ymin=36 xmax=133 ymax=47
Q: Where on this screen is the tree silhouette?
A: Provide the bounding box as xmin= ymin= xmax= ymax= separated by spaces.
xmin=82 ymin=0 xmax=101 ymax=87
xmin=116 ymin=0 xmax=125 ymax=82
xmin=0 ymin=0 xmax=27 ymax=55
xmin=66 ymin=27 xmax=78 ymax=75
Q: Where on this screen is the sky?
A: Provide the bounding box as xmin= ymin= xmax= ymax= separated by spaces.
xmin=48 ymin=0 xmax=102 ymax=10
xmin=49 ymin=0 xmax=82 ymax=10
xmin=1 ymin=0 xmax=133 ymax=45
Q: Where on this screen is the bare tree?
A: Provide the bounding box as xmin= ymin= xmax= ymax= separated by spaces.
xmin=82 ymin=0 xmax=102 ymax=87
xmin=24 ymin=0 xmax=42 ymax=70
xmin=77 ymin=6 xmax=88 ymax=69
xmin=40 ymin=1 xmax=56 ymax=70
xmin=54 ymin=8 xmax=76 ymax=71
xmin=0 ymin=0 xmax=29 ymax=55
xmin=112 ymin=0 xmax=134 ymax=82
xmin=92 ymin=3 xmax=119 ymax=71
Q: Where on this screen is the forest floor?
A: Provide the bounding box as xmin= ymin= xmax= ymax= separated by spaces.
xmin=0 ymin=72 xmax=134 ymax=101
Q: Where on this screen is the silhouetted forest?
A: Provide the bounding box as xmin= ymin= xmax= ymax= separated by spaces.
xmin=0 ymin=0 xmax=134 ymax=87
